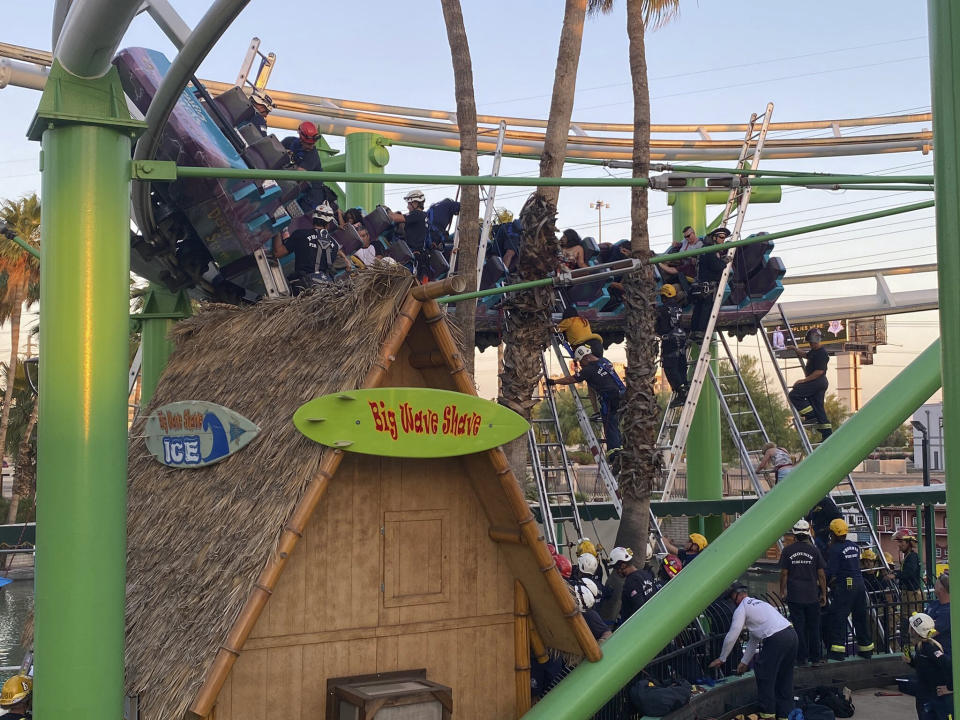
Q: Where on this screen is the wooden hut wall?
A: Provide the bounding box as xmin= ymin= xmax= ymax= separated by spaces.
xmin=212 ymin=334 xmax=518 ymax=720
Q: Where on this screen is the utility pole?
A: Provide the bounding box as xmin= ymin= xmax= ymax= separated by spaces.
xmin=589 ymin=199 xmax=609 ymax=242
xmin=911 ymin=420 xmax=937 ymax=585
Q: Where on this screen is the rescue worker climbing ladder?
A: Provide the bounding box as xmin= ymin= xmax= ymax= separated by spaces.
xmin=547 ymin=345 xmax=625 ymax=459
xmin=788 ymin=327 xmax=833 ymax=441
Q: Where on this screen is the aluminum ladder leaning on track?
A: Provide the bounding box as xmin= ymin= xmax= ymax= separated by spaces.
xmin=658 ymin=103 xmax=775 ymax=501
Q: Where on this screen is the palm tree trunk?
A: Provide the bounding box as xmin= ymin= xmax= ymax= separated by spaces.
xmin=441 ymin=0 xmax=481 ymax=378
xmin=614 ymin=0 xmax=659 ymax=556
xmin=5 ymin=399 xmax=37 ymax=526
xmin=538 ymin=0 xmax=588 ymax=206
xmin=1 ymin=302 xmax=22 ymax=524
xmin=499 ymin=0 xmax=587 ymax=476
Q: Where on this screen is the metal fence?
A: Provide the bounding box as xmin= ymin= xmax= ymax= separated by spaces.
xmin=536 ymin=585 xmax=931 ymax=720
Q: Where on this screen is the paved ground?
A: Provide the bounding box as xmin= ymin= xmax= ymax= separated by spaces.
xmin=849 ymin=685 xmax=917 ymax=719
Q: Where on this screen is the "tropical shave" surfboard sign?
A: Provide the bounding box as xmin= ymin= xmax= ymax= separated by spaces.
xmin=293 ymin=388 xmax=529 ymax=458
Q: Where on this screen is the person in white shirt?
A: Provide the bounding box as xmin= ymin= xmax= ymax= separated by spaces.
xmin=708 ymin=583 xmax=798 ymax=720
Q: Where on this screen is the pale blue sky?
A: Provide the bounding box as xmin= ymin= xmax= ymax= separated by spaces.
xmin=0 ymin=1 xmax=941 ymax=402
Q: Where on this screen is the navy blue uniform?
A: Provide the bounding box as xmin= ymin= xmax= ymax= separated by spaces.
xmin=690 ymin=248 xmax=726 ymax=337
xmin=807 ymin=496 xmax=842 ymax=556
xmin=575 ymin=358 xmax=625 ymax=450
xmin=282 ymin=136 xmax=330 ymax=209
xmin=779 ymin=539 xmax=826 ymax=663
xmin=619 ymin=567 xmax=656 ymax=623
xmin=927 ymin=599 xmax=952 ymax=655
xmin=789 ymin=346 xmax=831 ymax=437
xmin=251 ymin=112 xmax=268 ymax=135
xmin=825 ymin=539 xmax=874 ymax=658
xmin=908 ymin=638 xmax=953 ymax=720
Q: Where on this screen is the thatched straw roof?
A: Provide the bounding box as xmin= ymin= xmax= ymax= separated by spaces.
xmin=125 ymin=267 xmax=415 ymax=720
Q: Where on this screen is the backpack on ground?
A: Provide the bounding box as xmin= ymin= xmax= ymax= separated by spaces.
xmin=628 ymin=678 xmax=691 ymax=716
xmin=800 ymin=685 xmax=854 ymax=718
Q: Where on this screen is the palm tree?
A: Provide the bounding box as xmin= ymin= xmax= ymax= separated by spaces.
xmin=2 ymin=362 xmax=37 ymax=526
xmin=440 ymin=0 xmax=481 ymax=376
xmin=614 ymin=0 xmax=680 ymax=556
xmin=0 ymin=193 xmax=41 ymax=523
xmin=499 ymin=0 xmax=613 ymax=473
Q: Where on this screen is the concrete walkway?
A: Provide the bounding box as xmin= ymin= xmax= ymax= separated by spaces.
xmin=849 ymin=685 xmax=918 ymax=720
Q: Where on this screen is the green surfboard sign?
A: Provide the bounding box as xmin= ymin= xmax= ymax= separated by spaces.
xmin=293 ymin=388 xmax=529 ymax=457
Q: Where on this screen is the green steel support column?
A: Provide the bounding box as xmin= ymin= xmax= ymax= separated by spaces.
xmin=688 ymin=340 xmax=724 ymax=540
xmin=29 ymin=61 xmax=145 ymax=720
xmin=345 ymin=132 xmax=389 ymax=212
xmin=138 ymin=285 xmax=192 ymax=407
xmin=523 ymin=341 xmax=942 ymax=720
xmin=928 ymin=0 xmax=960 ymax=689
xmin=671 ymin=180 xmax=723 ymax=539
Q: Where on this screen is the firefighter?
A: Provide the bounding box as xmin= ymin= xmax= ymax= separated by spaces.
xmin=824 ymin=518 xmax=874 ymax=660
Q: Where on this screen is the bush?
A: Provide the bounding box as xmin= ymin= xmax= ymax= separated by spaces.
xmin=568 ymin=449 xmax=594 ymax=465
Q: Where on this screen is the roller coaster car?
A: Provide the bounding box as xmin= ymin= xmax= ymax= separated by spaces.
xmin=114 ymin=47 xmax=322 ymax=300
xmin=472 ymin=234 xmax=785 ymax=350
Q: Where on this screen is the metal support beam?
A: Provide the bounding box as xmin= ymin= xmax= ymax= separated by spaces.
xmin=523 ymin=341 xmax=942 ymax=720
xmin=139 ymin=284 xmax=192 ymax=406
xmin=669 ymin=179 xmax=724 ymax=538
xmin=345 ymin=132 xmax=389 ymax=212
xmin=928 ymin=0 xmax=960 ymax=692
xmin=31 ymin=59 xmax=145 ymax=719
xmin=53 ymin=0 xmax=141 ymax=79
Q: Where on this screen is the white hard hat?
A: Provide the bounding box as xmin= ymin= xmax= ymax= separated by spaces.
xmin=792 ymin=519 xmax=810 ymax=534
xmin=609 ymin=546 xmax=633 ymax=565
xmin=910 ymin=612 xmax=937 ymax=639
xmin=572 ymin=582 xmax=596 ymax=610
xmin=578 ymin=552 xmax=599 ymax=575
xmin=403 ymin=189 xmax=426 ymax=204
xmin=645 ymin=542 xmax=654 ymax=561
xmin=250 ymin=89 xmax=274 ymax=109
xmin=574 ymin=345 xmax=592 ymax=362
xmin=313 ymin=202 xmax=335 ymax=222
xmin=580 ymin=577 xmax=600 ymax=599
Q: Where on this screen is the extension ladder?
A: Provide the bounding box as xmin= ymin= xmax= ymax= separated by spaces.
xmin=529 ymin=353 xmax=586 ymax=548
xmin=659 ymin=103 xmax=775 ymax=501
xmin=448 ymin=120 xmax=507 ymax=285
xmin=545 ymin=329 xmax=668 ymax=554
xmin=762 ymin=304 xmax=891 ymax=570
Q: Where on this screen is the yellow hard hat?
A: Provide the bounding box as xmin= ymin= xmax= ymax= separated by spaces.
xmin=660 ymin=284 xmax=678 ymax=299
xmin=689 ymin=533 xmax=708 ymax=551
xmin=829 ymin=518 xmax=849 ymax=537
xmin=883 ymin=551 xmax=894 ymax=564
xmin=497 ymin=208 xmax=514 ymax=224
xmin=576 ymin=538 xmax=596 ymax=557
xmin=0 ymin=674 xmax=32 ymax=707
xmin=860 ymin=548 xmax=877 ymax=561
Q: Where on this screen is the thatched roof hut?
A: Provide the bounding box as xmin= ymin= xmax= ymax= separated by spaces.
xmin=125 ymin=268 xmax=599 ymax=720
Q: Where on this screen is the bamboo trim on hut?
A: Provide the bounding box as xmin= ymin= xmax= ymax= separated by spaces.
xmin=514 ymin=580 xmax=532 ymax=718
xmin=420 ymin=298 xmax=603 ymax=663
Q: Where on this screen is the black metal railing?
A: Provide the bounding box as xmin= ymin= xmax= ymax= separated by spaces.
xmin=535 ymin=586 xmax=933 ymax=719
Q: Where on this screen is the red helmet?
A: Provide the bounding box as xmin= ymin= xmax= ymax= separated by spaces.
xmin=298 ymin=121 xmax=319 ymax=144
xmin=893 ymin=528 xmax=917 ymax=543
xmin=662 ymin=554 xmax=683 ymax=578
xmin=555 ymin=555 xmax=572 ymax=579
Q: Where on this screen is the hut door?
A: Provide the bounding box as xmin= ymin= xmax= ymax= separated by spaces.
xmin=382 ymin=509 xmax=450 ymax=608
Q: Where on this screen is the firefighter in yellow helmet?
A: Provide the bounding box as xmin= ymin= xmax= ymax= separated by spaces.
xmin=824 ymin=518 xmax=874 ymax=660
xmin=664 ymin=532 xmax=707 ymax=568
xmin=0 ymin=673 xmax=32 ymax=718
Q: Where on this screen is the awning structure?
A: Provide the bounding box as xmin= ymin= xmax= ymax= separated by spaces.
xmin=535 ymin=484 xmax=947 ymax=522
